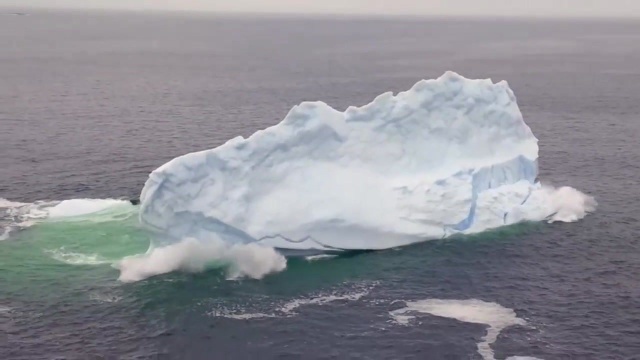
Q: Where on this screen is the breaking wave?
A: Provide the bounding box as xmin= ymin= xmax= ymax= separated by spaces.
xmin=115 ymin=236 xmax=286 ymax=283
xmin=0 ymin=197 xmax=134 ymax=240
xmin=0 ymin=197 xmax=286 ymax=282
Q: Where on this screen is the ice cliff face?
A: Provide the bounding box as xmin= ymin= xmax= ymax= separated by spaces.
xmin=138 ymin=71 xmax=594 ymax=253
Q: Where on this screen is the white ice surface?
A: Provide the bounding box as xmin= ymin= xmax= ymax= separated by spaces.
xmin=0 ymin=198 xmax=133 ymax=240
xmin=138 ymin=71 xmax=595 ymax=252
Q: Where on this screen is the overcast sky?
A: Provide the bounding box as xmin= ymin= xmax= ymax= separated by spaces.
xmin=4 ymin=0 xmax=640 ymax=18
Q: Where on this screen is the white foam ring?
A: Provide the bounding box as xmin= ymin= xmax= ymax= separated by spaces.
xmin=390 ymin=299 xmax=541 ymax=360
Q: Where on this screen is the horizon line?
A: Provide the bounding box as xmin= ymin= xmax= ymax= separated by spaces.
xmin=2 ymin=5 xmax=640 ymax=21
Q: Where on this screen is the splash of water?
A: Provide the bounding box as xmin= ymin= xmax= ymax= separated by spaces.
xmin=114 ymin=236 xmax=287 ymax=283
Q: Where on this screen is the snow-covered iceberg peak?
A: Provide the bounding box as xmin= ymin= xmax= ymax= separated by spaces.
xmin=139 ymin=71 xmax=594 ymax=253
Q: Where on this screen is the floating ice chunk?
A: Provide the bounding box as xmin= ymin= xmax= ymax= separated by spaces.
xmin=139 ymin=71 xmax=595 ymax=252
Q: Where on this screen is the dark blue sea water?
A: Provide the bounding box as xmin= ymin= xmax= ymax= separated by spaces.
xmin=1 ymin=8 xmax=640 ymax=360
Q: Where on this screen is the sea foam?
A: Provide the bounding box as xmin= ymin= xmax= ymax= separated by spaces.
xmin=390 ymin=298 xmax=541 ymax=360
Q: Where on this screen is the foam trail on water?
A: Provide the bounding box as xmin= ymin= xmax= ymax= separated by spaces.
xmin=89 ymin=292 xmax=123 ymax=304
xmin=278 ymin=288 xmax=370 ymax=315
xmin=1 ymin=198 xmax=50 ymax=239
xmin=0 ymin=227 xmax=10 ymax=241
xmin=215 ymin=292 xmax=368 ymax=320
xmin=45 ymin=248 xmax=112 ymax=266
xmin=305 ymin=254 xmax=338 ymax=262
xmin=0 ymin=198 xmax=134 ymax=240
xmin=46 ymin=199 xmax=130 ymax=219
xmin=211 ymin=282 xmax=375 ymax=320
xmin=115 ymin=237 xmax=287 ymax=283
xmin=390 ymin=299 xmax=541 ymax=360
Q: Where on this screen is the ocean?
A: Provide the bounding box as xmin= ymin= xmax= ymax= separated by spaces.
xmin=1 ymin=8 xmax=640 ymax=360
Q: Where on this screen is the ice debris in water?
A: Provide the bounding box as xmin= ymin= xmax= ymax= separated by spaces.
xmin=138 ymin=71 xmax=596 ymax=255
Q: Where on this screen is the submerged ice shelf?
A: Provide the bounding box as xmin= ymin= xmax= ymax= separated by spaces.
xmin=138 ymin=71 xmax=595 ymax=254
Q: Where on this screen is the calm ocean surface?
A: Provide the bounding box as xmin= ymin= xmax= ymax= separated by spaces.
xmin=1 ymin=9 xmax=639 ymax=360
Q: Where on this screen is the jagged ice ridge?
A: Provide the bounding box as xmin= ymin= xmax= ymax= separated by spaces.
xmin=138 ymin=71 xmax=596 ymax=256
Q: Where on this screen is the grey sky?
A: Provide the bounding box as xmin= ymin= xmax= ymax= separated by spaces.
xmin=4 ymin=0 xmax=640 ymax=18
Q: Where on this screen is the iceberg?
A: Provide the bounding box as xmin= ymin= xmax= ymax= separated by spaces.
xmin=138 ymin=71 xmax=595 ymax=255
